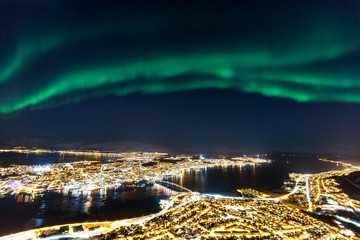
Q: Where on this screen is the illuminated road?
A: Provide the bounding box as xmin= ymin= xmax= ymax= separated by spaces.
xmin=305 ymin=176 xmax=312 ymax=211
xmin=279 ymin=175 xmax=304 ymax=200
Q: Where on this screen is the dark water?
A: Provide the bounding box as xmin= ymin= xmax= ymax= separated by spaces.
xmin=0 ymin=153 xmax=344 ymax=236
xmin=0 ymin=186 xmax=170 ymax=236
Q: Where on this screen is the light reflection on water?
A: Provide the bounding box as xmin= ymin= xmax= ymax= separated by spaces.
xmin=1 ymin=184 xmax=176 ymax=236
xmin=0 ymin=153 xmax=344 ymax=236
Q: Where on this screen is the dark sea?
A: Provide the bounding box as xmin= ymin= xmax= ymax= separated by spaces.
xmin=0 ymin=152 xmax=344 ymax=236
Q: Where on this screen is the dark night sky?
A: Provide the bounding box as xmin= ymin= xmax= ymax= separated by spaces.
xmin=0 ymin=0 xmax=360 ymax=154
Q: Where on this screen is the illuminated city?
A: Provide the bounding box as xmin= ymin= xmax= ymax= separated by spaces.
xmin=0 ymin=149 xmax=359 ymax=239
xmin=0 ymin=148 xmax=268 ymax=197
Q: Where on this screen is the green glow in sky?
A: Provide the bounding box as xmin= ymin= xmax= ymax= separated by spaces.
xmin=1 ymin=1 xmax=360 ymax=113
xmin=1 ymin=50 xmax=360 ymax=114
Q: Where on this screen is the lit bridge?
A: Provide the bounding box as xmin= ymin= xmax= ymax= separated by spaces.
xmin=153 ymin=179 xmax=194 ymax=194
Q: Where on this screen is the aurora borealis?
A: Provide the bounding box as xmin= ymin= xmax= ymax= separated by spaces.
xmin=1 ymin=0 xmax=360 ymax=114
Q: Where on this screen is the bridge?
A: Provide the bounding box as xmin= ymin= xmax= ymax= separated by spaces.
xmin=154 ymin=179 xmax=194 ymax=194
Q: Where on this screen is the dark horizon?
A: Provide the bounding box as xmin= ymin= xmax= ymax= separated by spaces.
xmin=1 ymin=89 xmax=360 ymax=156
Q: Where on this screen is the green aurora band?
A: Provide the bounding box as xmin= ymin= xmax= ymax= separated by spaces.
xmin=1 ymin=1 xmax=360 ymax=113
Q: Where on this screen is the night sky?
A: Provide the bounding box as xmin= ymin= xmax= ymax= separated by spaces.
xmin=1 ymin=0 xmax=360 ymax=154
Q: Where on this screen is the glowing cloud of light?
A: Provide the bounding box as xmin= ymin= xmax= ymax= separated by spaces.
xmin=1 ymin=1 xmax=360 ymax=113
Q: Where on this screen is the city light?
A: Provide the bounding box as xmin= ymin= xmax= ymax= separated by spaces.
xmin=0 ymin=149 xmax=359 ymax=239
